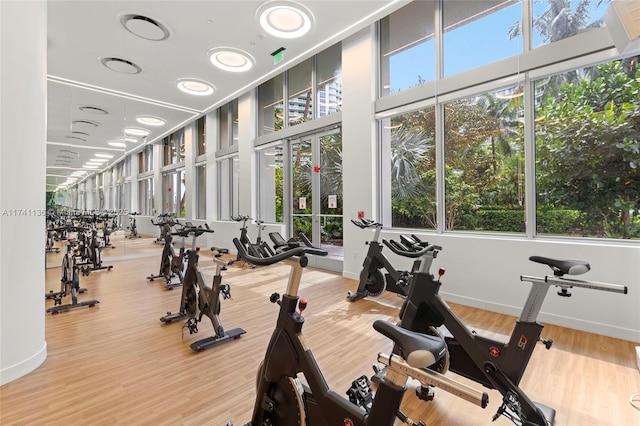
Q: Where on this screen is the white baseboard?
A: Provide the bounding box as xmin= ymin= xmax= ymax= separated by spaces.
xmin=0 ymin=342 xmax=47 ymax=386
xmin=441 ymin=292 xmax=640 ymax=343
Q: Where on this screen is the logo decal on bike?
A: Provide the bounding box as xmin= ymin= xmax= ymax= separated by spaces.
xmin=489 ymin=346 xmax=500 ymax=357
xmin=518 ymin=334 xmax=528 ymax=350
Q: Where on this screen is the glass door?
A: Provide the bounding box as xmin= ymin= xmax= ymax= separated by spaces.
xmin=289 ymin=129 xmax=343 ymax=271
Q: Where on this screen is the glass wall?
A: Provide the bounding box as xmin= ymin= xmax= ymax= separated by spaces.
xmin=381 ymin=106 xmax=437 ymax=230
xmin=378 ymin=0 xmax=638 ymax=240
xmin=162 ymin=169 xmax=185 ymax=217
xmin=258 ymin=74 xmax=285 ymax=135
xmin=288 ymin=58 xmax=313 ymax=126
xmin=256 ymin=144 xmax=284 ymax=223
xmin=443 ymin=0 xmax=523 ymax=77
xmin=196 ymin=116 xmax=206 ymax=156
xmin=443 ymin=85 xmax=525 ymax=232
xmin=217 ymin=156 xmax=239 ymax=220
xmin=163 ymin=129 xmax=185 ymax=165
xmin=258 ymin=43 xmax=342 ymax=134
xmin=138 ymin=145 xmax=153 ymax=173
xmin=316 ymin=42 xmax=342 ymax=116
xmin=380 ymin=0 xmax=436 ymax=95
xmin=138 ymin=177 xmax=153 ymax=216
xmin=534 ymin=58 xmax=640 ymax=239
xmin=531 ymin=0 xmax=609 ymax=48
xmin=196 ymin=163 xmax=206 ymax=219
xmin=219 ymin=99 xmax=239 ymax=150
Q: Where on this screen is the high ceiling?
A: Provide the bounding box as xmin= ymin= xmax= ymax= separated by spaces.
xmin=46 ymin=0 xmax=408 ymax=191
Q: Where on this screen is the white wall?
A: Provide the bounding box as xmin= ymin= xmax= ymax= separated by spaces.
xmin=343 ymin=230 xmax=639 ymax=342
xmin=0 ymin=0 xmax=48 ymax=385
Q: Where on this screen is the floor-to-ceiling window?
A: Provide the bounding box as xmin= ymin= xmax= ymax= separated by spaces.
xmin=377 ymin=0 xmax=638 ymax=240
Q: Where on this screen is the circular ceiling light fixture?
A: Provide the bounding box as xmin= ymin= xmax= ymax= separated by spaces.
xmin=257 ymin=1 xmax=313 ymax=39
xmin=72 ymin=119 xmax=100 ymax=128
xmin=136 ymin=115 xmax=166 ymax=126
xmin=78 ymin=105 xmax=109 ymax=115
xmin=175 ymin=78 xmax=215 ymax=96
xmin=110 ymin=136 xmax=140 ymax=145
xmin=120 ymin=13 xmax=171 ymax=41
xmin=108 ymin=141 xmax=127 ymax=148
xmin=123 ymin=127 xmax=150 ymax=137
xmin=208 ymin=47 xmax=255 ymax=72
xmin=99 ymin=56 xmax=142 ymax=74
xmin=94 ymin=153 xmax=114 ymax=158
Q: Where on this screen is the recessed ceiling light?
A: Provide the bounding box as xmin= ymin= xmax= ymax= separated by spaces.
xmin=90 ymin=158 xmax=109 ymax=163
xmin=72 ymin=119 xmax=100 ymax=128
xmin=208 ymin=47 xmax=255 ymax=72
xmin=78 ymin=105 xmax=109 ymax=115
xmin=176 ymin=78 xmax=215 ymax=96
xmin=120 ymin=14 xmax=171 ymax=41
xmin=95 ymin=153 xmax=114 ymax=158
xmin=99 ymin=57 xmax=142 ymax=74
xmin=110 ymin=136 xmax=140 ymax=144
xmin=82 ymin=165 xmax=100 ymax=169
xmin=136 ymin=115 xmax=166 ymax=126
xmin=108 ymin=142 xmax=127 ymax=148
xmin=124 ymin=127 xmax=150 ymax=137
xmin=257 ymin=1 xmax=313 ymax=39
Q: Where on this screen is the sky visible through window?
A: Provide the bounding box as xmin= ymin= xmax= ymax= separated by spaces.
xmin=388 ymin=0 xmax=609 ymax=92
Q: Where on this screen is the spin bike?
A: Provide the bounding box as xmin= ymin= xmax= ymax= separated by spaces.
xmin=231 ymin=239 xmax=487 ymax=426
xmin=381 ymin=241 xmax=628 ymax=426
xmin=232 ymin=215 xmax=276 ymax=261
xmin=147 ymin=220 xmax=187 ymax=289
xmin=46 ymin=239 xmax=99 ymax=314
xmin=151 ymin=213 xmax=178 ymax=245
xmin=77 ymin=228 xmax=113 ymax=276
xmin=45 ymin=224 xmax=60 ymax=253
xmin=160 ymin=224 xmax=245 ymax=352
xmin=348 ymin=219 xmax=426 ymax=301
xmin=126 ymin=212 xmax=141 ymax=239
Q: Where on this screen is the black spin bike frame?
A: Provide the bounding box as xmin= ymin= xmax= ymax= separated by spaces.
xmin=387 ymin=242 xmax=628 ymax=426
xmin=233 ymin=239 xmax=486 ymax=426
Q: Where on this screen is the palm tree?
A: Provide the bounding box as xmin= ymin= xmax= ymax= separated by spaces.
xmin=390 ymin=127 xmax=433 ymax=200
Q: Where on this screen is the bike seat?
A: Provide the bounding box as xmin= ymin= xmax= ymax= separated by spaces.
xmin=529 ymin=256 xmax=590 ymax=276
xmin=373 ymin=320 xmax=446 ymax=369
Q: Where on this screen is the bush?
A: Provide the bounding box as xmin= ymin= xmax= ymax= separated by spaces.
xmin=537 ymin=209 xmax=584 ymax=235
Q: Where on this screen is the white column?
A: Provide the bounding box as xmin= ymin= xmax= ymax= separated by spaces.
xmin=0 ymin=0 xmax=48 ymax=385
xmin=341 ymin=25 xmax=378 ymax=278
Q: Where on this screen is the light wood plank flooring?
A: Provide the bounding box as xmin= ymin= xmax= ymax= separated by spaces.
xmin=3 ymin=234 xmax=640 ymax=425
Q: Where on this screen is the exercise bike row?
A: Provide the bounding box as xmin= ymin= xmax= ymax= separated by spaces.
xmin=140 ymin=219 xmax=631 ymax=426
xmin=45 ymin=220 xmax=629 ymax=426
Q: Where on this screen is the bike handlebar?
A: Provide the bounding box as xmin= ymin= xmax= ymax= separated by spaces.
xmin=382 ymin=239 xmax=442 ymax=258
xmin=351 ymin=218 xmax=381 ymax=229
xmin=231 ymin=215 xmax=251 ymax=222
xmin=232 ymin=237 xmax=327 ymax=266
xmin=171 ymin=225 xmax=214 ymax=237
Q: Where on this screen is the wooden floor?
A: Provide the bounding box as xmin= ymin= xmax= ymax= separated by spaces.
xmin=3 ymin=233 xmax=640 ymax=425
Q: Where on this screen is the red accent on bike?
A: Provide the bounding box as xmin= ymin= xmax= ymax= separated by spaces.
xmin=298 ymin=298 xmax=307 ymax=313
xmin=489 ymin=347 xmax=500 ymax=357
xmin=438 ymin=267 xmax=446 ymax=277
xmin=344 ymin=419 xmax=354 ymax=426
xmin=196 ymin=246 xmax=200 ymax=252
